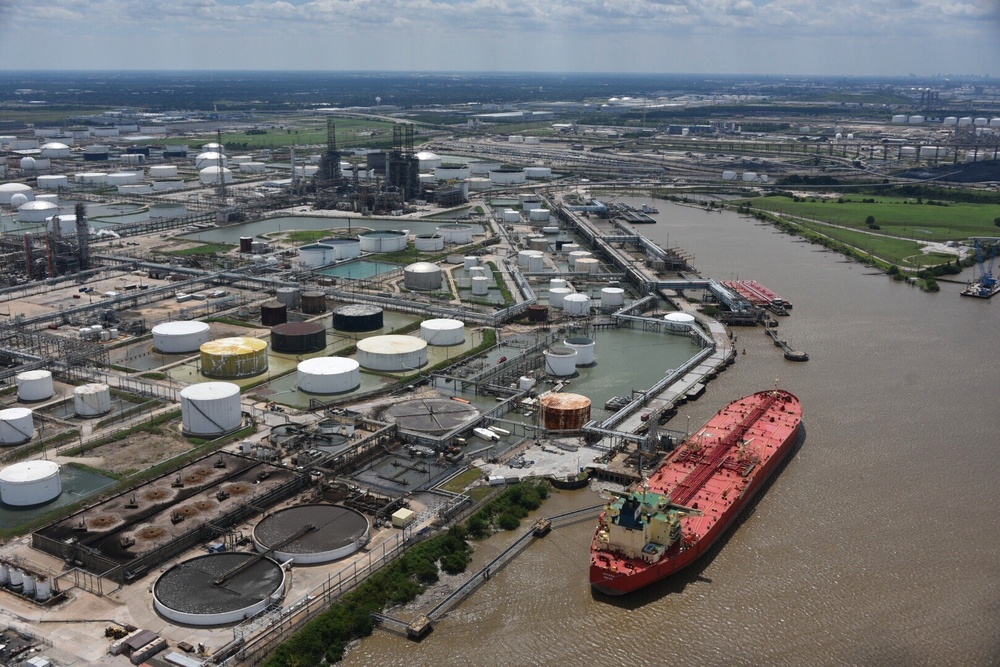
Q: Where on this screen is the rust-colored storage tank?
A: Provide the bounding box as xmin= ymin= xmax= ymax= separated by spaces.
xmin=239 ymin=236 xmax=253 ymax=253
xmin=260 ymin=300 xmax=287 ymax=326
xmin=527 ymin=304 xmax=549 ymax=322
xmin=539 ymin=393 xmax=592 ymax=431
xmin=300 ymin=291 xmax=327 ymax=314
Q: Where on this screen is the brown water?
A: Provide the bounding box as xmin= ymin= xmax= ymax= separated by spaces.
xmin=344 ymin=202 xmax=1000 ymax=666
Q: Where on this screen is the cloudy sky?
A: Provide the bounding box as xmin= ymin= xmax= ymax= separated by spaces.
xmin=0 ymin=0 xmax=996 ymax=75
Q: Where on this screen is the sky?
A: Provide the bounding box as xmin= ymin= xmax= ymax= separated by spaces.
xmin=0 ymin=0 xmax=997 ymax=76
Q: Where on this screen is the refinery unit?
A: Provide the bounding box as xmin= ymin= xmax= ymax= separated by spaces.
xmin=0 ymin=81 xmax=997 ymax=666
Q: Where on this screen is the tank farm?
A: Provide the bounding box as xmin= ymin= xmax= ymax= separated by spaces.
xmin=0 ymin=174 xmax=804 ymax=665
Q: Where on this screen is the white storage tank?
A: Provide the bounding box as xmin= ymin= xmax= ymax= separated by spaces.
xmin=356 ymin=335 xmax=428 ymax=372
xmin=541 ymin=226 xmax=560 ymax=234
xmin=524 ymin=167 xmax=553 ymax=179
xmin=276 ymin=287 xmax=300 ymax=308
xmin=601 ymin=287 xmax=625 ymax=308
xmin=16 ymin=370 xmax=53 ymax=402
xmin=37 ymin=174 xmax=69 ymax=189
xmin=664 ymin=312 xmax=696 ymax=331
xmin=73 ymin=383 xmax=112 ymax=417
xmin=195 ymin=151 xmax=226 ymax=169
xmin=489 ymin=169 xmax=527 ymax=185
xmin=563 ymin=336 xmax=596 ymax=366
xmin=180 ymin=382 xmax=242 ymax=436
xmin=298 ymin=244 xmax=334 ymax=268
xmin=891 ymin=114 xmax=908 ymax=124
xmin=106 ymin=171 xmax=141 ymax=186
xmin=434 ymin=163 xmax=471 ymax=180
xmin=404 ymin=262 xmax=443 ymax=291
xmin=526 ymin=253 xmax=544 ymax=272
xmin=420 ymin=319 xmax=465 ymax=346
xmin=549 ymin=287 xmax=572 ymax=308
xmin=991 ymin=118 xmax=1000 ymax=128
xmin=943 ymin=117 xmax=958 ymax=125
xmin=436 ymin=224 xmax=475 ymax=244
xmin=0 ymin=460 xmax=61 ymax=506
xmin=199 ymin=166 xmax=234 ymax=185
xmin=34 ymin=576 xmax=52 ymax=601
xmin=517 ymin=249 xmax=543 ymax=267
xmin=544 ymin=346 xmax=578 ymax=376
xmin=550 ymin=278 xmax=568 ymax=290
xmin=17 ymin=200 xmax=59 ymax=222
xmin=240 ymin=162 xmax=267 ymax=174
xmin=149 ymin=164 xmax=178 ymax=178
xmin=567 ymin=250 xmax=593 ymax=269
xmin=900 ymin=146 xmax=918 ymax=158
xmin=0 ymin=183 xmax=34 ymax=204
xmin=958 ymin=117 xmax=973 ymax=126
xmin=563 ymin=293 xmax=592 ymax=316
xmin=200 ymin=337 xmax=268 ymax=379
xmin=318 ymin=237 xmax=362 ymax=260
xmin=974 ymin=117 xmax=988 ymax=127
xmin=463 ymin=256 xmax=479 ymax=269
xmin=297 ymin=357 xmax=360 ymax=394
xmin=574 ymin=257 xmax=600 ymax=274
xmin=0 ymin=408 xmax=34 ymax=445
xmin=528 ymin=208 xmax=550 ymax=222
xmin=75 ymin=172 xmax=108 ymax=185
xmin=502 ymin=209 xmax=521 ymax=223
xmin=471 ymin=276 xmax=490 ymax=295
xmin=560 ymin=243 xmax=581 ymax=255
xmin=359 ymin=230 xmax=408 ymax=252
xmin=920 ymin=146 xmax=941 ymax=158
xmin=519 ymin=375 xmax=536 ymax=391
xmin=152 ymin=321 xmax=211 ymax=353
xmin=40 ymin=142 xmax=71 ymax=158
xmin=414 ymin=234 xmax=445 ymax=251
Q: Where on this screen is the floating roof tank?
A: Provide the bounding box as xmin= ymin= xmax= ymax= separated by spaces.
xmin=420 ymin=318 xmax=465 ymax=346
xmin=0 ymin=407 xmax=34 ymax=445
xmin=200 ymin=337 xmax=268 ymax=379
xmin=0 ymin=460 xmax=60 ymax=506
xmin=356 ymin=335 xmax=428 ymax=372
xmin=152 ymin=321 xmax=211 ymax=354
xmin=297 ymin=357 xmax=360 ymax=394
xmin=180 ymin=382 xmax=241 ymax=436
xmin=539 ymin=392 xmax=591 ymax=430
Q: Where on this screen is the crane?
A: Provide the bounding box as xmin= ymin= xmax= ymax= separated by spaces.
xmin=962 ymin=239 xmax=999 ymax=298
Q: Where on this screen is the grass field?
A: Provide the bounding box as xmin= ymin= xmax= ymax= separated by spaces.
xmin=221 ymin=117 xmax=399 ymax=150
xmin=158 ymin=242 xmax=234 ymax=256
xmin=793 ymin=220 xmax=954 ymax=267
xmin=748 ymin=195 xmax=999 ymax=241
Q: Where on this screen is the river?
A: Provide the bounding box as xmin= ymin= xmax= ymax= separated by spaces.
xmin=343 ymin=200 xmax=1000 ymax=666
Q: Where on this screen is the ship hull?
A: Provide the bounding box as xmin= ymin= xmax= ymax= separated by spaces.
xmin=591 ymin=390 xmax=801 ymax=595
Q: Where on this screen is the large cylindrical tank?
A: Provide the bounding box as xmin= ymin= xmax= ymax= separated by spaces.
xmin=0 ymin=460 xmax=61 ymax=506
xmin=463 ymin=256 xmax=479 ymax=270
xmin=560 ymin=243 xmax=581 ymax=255
xmin=260 ymin=300 xmax=288 ymax=326
xmin=567 ymin=250 xmax=594 ymax=268
xmin=502 ymin=209 xmax=521 ymax=223
xmin=528 ymin=236 xmax=549 ymax=251
xmin=574 ymin=258 xmax=600 ymax=274
xmin=152 ymin=321 xmax=211 ymax=354
xmin=34 ymin=576 xmax=52 ymax=601
xmin=517 ymin=250 xmax=542 ymax=268
xmin=563 ymin=336 xmax=596 ymax=366
xmin=358 ymin=230 xmax=408 ymax=253
xmin=200 ymin=337 xmax=268 ymax=379
xmin=601 ymin=287 xmax=625 ymax=308
xmin=539 ymin=393 xmax=592 ymax=430
xmin=149 ymin=164 xmax=178 ymax=178
xmin=37 ymin=174 xmax=69 ymax=190
xmin=16 ymin=370 xmax=53 ymax=402
xmin=549 ymin=287 xmax=572 ymax=308
xmin=550 ymin=278 xmax=568 ymax=290
xmin=420 ymin=319 xmax=465 ymax=346
xmin=528 ymin=208 xmax=550 ymax=222
xmin=333 ymin=304 xmax=384 ymax=332
xmin=664 ymin=312 xmax=696 ymax=331
xmin=300 ymin=291 xmax=328 ymax=314
xmin=0 ymin=408 xmax=34 ymax=445
xmin=17 ymin=200 xmax=59 ymax=223
xmin=357 ymin=335 xmax=428 ymax=371
xmin=489 ymin=168 xmax=526 ymax=185
xmin=239 ymin=236 xmax=253 ymax=253
xmin=180 ymin=382 xmax=241 ymax=435
xmin=909 ymin=115 xmax=925 ymax=124
xmin=75 ymin=172 xmax=108 ymax=185
xmin=318 ymin=237 xmax=362 ymax=260
xmin=563 ymin=293 xmax=592 ymax=316
xmin=436 ymin=224 xmax=475 ymax=244
xmin=271 ymin=321 xmax=326 ymax=353
xmin=544 ymin=346 xmax=578 ymax=376
xmin=253 ymin=504 xmax=369 ymax=564
xmin=527 ymin=304 xmax=548 ymax=322
xmin=275 ymin=287 xmax=300 ymax=309
xmin=526 ymin=253 xmax=544 ymax=272
xmin=195 ymin=151 xmax=226 ymax=169
xmin=73 ymin=383 xmax=112 ymax=417
xmin=471 ymin=276 xmax=489 ymax=295
xmin=404 ymin=262 xmax=443 ymax=291
xmin=414 ymin=234 xmax=445 ymax=252
xmin=240 ymin=161 xmax=267 ymax=173
xmin=524 ymin=167 xmax=553 ymax=179
xmin=298 ymin=244 xmax=333 ymax=268
xmin=297 ymin=357 xmax=360 ymax=394
xmin=106 ymin=171 xmax=141 ymax=186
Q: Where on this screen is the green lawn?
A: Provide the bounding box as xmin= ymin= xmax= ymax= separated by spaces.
xmin=749 ymin=196 xmax=1000 ymax=241
xmin=794 ymin=220 xmax=949 ymax=267
xmin=439 ymin=467 xmax=484 ymax=494
xmin=221 ymin=117 xmax=399 ymax=150
xmin=158 ymin=242 xmax=234 ymax=256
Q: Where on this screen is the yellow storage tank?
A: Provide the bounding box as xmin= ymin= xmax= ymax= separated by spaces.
xmin=200 ymin=337 xmax=269 ymax=379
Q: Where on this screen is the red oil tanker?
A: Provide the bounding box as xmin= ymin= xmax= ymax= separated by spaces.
xmin=591 ymin=389 xmax=802 ymax=595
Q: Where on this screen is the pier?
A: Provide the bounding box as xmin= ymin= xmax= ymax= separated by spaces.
xmin=765 ymin=325 xmax=809 ymax=361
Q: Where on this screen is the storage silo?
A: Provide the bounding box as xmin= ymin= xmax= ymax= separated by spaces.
xmin=549 ymin=287 xmax=572 ymax=308
xmin=152 ymin=321 xmax=211 ymax=353
xmin=200 ymin=337 xmax=269 ymax=379
xmin=297 ymin=357 xmax=360 ymax=394
xmin=539 ymin=393 xmax=592 ymax=430
xmin=0 ymin=408 xmax=34 ymax=445
xmin=358 ymin=230 xmax=408 ymax=252
xmin=153 ymin=553 xmax=285 ymax=626
xmin=260 ymin=300 xmax=287 ymax=326
xmin=16 ymin=370 xmax=53 ymax=402
xmin=544 ymin=346 xmax=578 ymax=376
xmin=73 ymin=383 xmax=112 ymax=417
xmin=420 ymin=319 xmax=465 ymax=346
xmin=471 ymin=276 xmax=489 ymax=295
xmin=664 ymin=312 xmax=696 ymax=331
xmin=301 ymin=291 xmax=328 ymax=314
xmin=0 ymin=461 xmax=61 ymax=506
xmin=414 ymin=234 xmax=445 ymax=251
xmin=180 ymin=382 xmax=241 ymax=435
xmin=563 ymin=293 xmax=592 ymax=316
xmin=357 ymin=335 xmax=428 ymax=371
xmin=404 ymin=262 xmax=443 ymax=291
xmin=333 ymin=304 xmax=384 ymax=332
xmin=563 ymin=336 xmax=596 ymax=366
xmin=271 ymin=322 xmax=326 ymax=353
xmin=275 ymin=287 xmax=300 ymax=309
xmin=601 ymin=287 xmax=625 ymax=308
xmin=253 ymin=504 xmax=369 ymax=564
xmin=436 ymin=224 xmax=475 ymax=244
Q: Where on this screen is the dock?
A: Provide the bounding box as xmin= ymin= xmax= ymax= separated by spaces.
xmin=765 ymin=325 xmax=808 ymax=361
